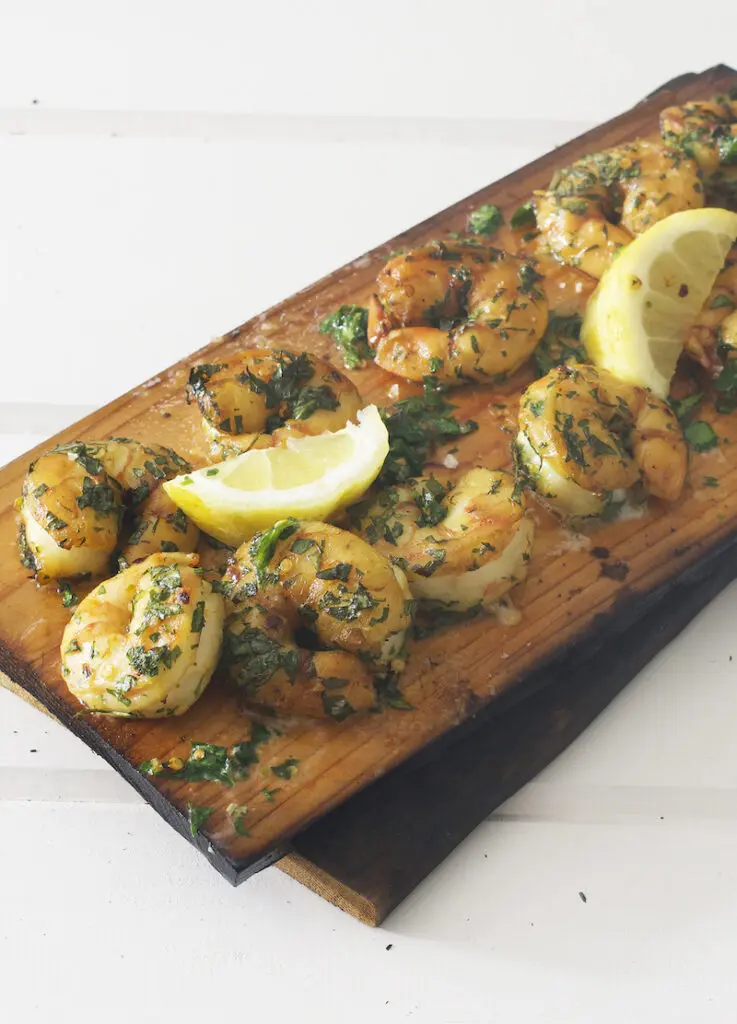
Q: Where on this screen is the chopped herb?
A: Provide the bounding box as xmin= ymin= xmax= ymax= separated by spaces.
xmin=58 ymin=581 xmax=79 ymax=608
xmin=467 ymin=203 xmax=504 ymax=236
xmin=714 ymin=361 xmax=737 ymax=413
xmin=519 ymin=261 xmax=544 ymax=295
xmin=319 ymin=305 xmax=373 ymax=369
xmin=262 ymin=787 xmax=281 ymax=802
xmin=703 ymin=476 xmax=719 ymax=487
xmin=684 ymin=420 xmax=719 ymax=452
xmin=186 ymin=363 xmax=227 ymax=405
xmin=670 ymin=392 xmax=704 ymax=423
xmin=291 ymin=538 xmax=315 ymax=555
xmin=316 ymin=562 xmax=352 ymax=582
xmin=413 ymin=475 xmax=448 ymax=528
xmin=319 ymin=583 xmax=379 ymax=621
xmin=321 ymin=691 xmax=356 ymax=721
xmin=271 ymin=757 xmax=299 ymax=780
xmin=224 ymin=621 xmax=300 ymax=693
xmin=140 ymin=724 xmax=274 ymax=786
xmin=510 ymin=201 xmax=536 ymax=230
xmin=226 ymin=803 xmax=250 ymax=836
xmin=75 ymin=476 xmax=120 ymax=517
xmin=206 ymin=467 xmax=219 ymax=476
xmin=187 ymin=803 xmax=213 ymax=837
xmin=249 ymin=518 xmax=299 ymax=585
xmin=159 ymin=540 xmax=178 ymax=552
xmin=380 ymin=377 xmax=477 ymax=484
xmin=534 ymin=314 xmax=585 ymax=374
xmin=170 ymin=508 xmax=190 ymax=533
xmin=374 ymin=672 xmax=414 ymax=710
xmin=710 ymin=293 xmax=735 ymax=310
xmin=127 ymin=643 xmax=182 ymax=676
xmin=191 ymin=600 xmax=206 ymax=632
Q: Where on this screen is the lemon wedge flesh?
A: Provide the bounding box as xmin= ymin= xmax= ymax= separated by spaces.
xmin=164 ymin=405 xmax=389 ymax=546
xmin=582 ymin=208 xmax=737 ymax=397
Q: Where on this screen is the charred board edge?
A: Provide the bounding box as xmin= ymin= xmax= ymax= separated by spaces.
xmin=1 ymin=65 xmax=736 ymax=889
xmin=284 ymin=530 xmax=737 ymax=925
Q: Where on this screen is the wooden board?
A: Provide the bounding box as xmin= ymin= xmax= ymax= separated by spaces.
xmin=1 ymin=64 xmax=736 ymax=886
xmin=281 ymin=533 xmax=737 ymax=924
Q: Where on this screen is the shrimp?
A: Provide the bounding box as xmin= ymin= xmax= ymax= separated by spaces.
xmin=348 ymin=467 xmax=534 ymax=612
xmin=221 ymin=519 xmax=413 ymax=721
xmin=536 ymin=140 xmax=703 ymax=278
xmin=516 ymin=364 xmax=687 ymax=518
xmin=684 ymin=259 xmax=737 ymax=373
xmin=60 ymin=553 xmax=224 ymax=717
xmin=367 ymin=241 xmax=548 ymax=385
xmin=661 ymin=94 xmax=737 ymax=204
xmin=186 ymin=348 xmax=363 ymax=460
xmin=120 ymin=487 xmax=200 ymax=568
xmin=18 ymin=439 xmax=198 ymax=582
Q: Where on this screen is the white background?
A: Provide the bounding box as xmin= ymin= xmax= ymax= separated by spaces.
xmin=1 ymin=3 xmax=737 ymax=1021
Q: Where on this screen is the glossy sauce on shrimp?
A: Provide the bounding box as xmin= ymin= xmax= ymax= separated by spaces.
xmin=187 ymin=348 xmax=363 ymax=460
xmin=348 ymin=467 xmax=534 ymax=612
xmin=221 ymin=519 xmax=413 ymax=720
xmin=368 ymin=241 xmax=548 ymax=385
xmin=516 ymin=364 xmax=687 ymax=518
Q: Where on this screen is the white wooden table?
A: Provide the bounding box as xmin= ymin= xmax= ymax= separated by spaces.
xmin=2 ymin=5 xmax=737 ymax=1021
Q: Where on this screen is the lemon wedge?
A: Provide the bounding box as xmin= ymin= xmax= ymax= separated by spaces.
xmin=164 ymin=405 xmax=389 ymax=546
xmin=582 ymin=208 xmax=737 ymax=397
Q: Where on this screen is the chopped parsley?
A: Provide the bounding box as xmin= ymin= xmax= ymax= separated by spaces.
xmin=467 ymin=203 xmax=504 ymax=237
xmin=226 ymin=803 xmax=250 ymax=836
xmin=319 ymin=304 xmax=373 ymax=369
xmin=319 ymin=583 xmax=380 ymax=621
xmin=249 ymin=518 xmax=299 ymax=585
xmin=714 ymin=361 xmax=737 ymax=413
xmin=510 ymin=201 xmax=536 ymax=230
xmin=58 ymin=581 xmax=80 ymax=608
xmin=534 ymin=314 xmax=585 ymax=375
xmin=140 ymin=724 xmax=275 ymax=786
xmin=191 ymin=601 xmax=206 ymax=633
xmin=187 ymin=803 xmax=213 ymax=837
xmin=321 ymin=691 xmax=356 ymax=722
xmin=75 ymin=477 xmax=120 ymax=517
xmin=413 ymin=475 xmax=448 ymax=528
xmin=271 ymin=757 xmax=299 ymax=780
xmin=379 ymin=377 xmax=477 ymax=484
xmin=127 ymin=643 xmax=182 ymax=676
xmin=683 ymin=420 xmax=719 ymax=452
xmin=223 ymin=620 xmax=300 ymax=694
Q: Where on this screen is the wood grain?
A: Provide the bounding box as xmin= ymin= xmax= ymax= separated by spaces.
xmin=282 ymin=530 xmax=737 ymax=924
xmin=1 ymin=64 xmax=736 ymax=885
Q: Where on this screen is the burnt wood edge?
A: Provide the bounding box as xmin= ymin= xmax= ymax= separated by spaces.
xmin=285 ymin=532 xmax=737 ymax=925
xmin=1 ymin=64 xmax=736 ymax=888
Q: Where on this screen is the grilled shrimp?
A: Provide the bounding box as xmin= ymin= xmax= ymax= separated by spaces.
xmin=221 ymin=519 xmax=413 ymax=721
xmin=121 ymin=487 xmax=200 ymax=568
xmin=684 ymin=259 xmax=737 ymax=372
xmin=60 ymin=553 xmax=224 ymax=717
xmin=367 ymin=241 xmax=548 ymax=385
xmin=186 ymin=348 xmax=363 ymax=460
xmin=348 ymin=467 xmax=534 ymax=612
xmin=536 ymin=140 xmax=703 ymax=278
xmin=661 ymin=94 xmax=737 ymax=204
xmin=516 ymin=364 xmax=687 ymax=518
xmin=18 ymin=439 xmax=197 ymax=582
